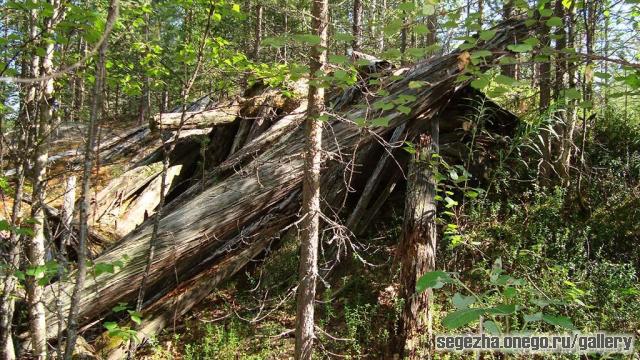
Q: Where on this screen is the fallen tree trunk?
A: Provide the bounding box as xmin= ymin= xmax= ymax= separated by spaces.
xmin=39 ymin=19 xmax=530 ymax=347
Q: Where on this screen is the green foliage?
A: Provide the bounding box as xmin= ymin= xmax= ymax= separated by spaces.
xmin=417 ymin=258 xmax=576 ymax=332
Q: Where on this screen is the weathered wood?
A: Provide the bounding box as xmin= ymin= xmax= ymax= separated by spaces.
xmin=39 ymin=20 xmax=531 ymax=341
xmin=152 ymin=101 xmax=241 ymax=131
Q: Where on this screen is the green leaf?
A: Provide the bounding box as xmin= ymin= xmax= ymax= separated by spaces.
xmin=383 ymin=20 xmax=403 ymax=36
xmin=329 ymin=54 xmax=349 ymax=64
xmin=293 ymin=34 xmax=321 ymax=45
xmin=15 ymin=227 xmax=34 ymax=237
xmin=524 ymin=312 xmax=543 ymax=322
xmin=470 ymin=77 xmax=489 ymax=90
xmin=546 ymin=16 xmax=563 ymax=27
xmin=499 ymin=56 xmax=518 ymax=65
xmin=104 ymin=322 xmax=118 ymax=331
xmin=452 ymin=293 xmax=475 ymax=309
xmin=409 ymin=81 xmax=428 ymax=89
xmin=442 ymin=308 xmax=483 ymax=329
xmin=487 ymin=304 xmax=516 ymax=315
xmin=398 ymin=2 xmax=415 ymax=11
xmin=470 ymin=50 xmax=492 ymax=59
xmin=416 ymin=271 xmax=451 ymax=292
xmin=0 ymin=220 xmax=10 ymax=231
xmin=334 ymin=33 xmax=355 ymax=42
xmin=503 ymin=287 xmax=517 ymax=298
xmin=539 ymin=8 xmax=553 ymax=17
xmin=479 ymin=30 xmax=497 ymax=41
xmin=128 ymin=310 xmax=143 ymax=325
xmin=397 ymin=105 xmax=412 ymax=115
xmin=464 ymin=190 xmax=479 ymax=199
xmin=495 ymin=74 xmax=517 ymax=86
xmin=422 ymin=4 xmax=435 ymax=15
xmin=507 ymin=44 xmax=533 ymax=53
xmin=414 ymin=24 xmax=429 ymax=35
xmin=563 ymin=88 xmax=581 ymax=100
xmin=232 ymin=3 xmax=240 ymax=12
xmin=112 ymin=302 xmax=129 ymax=313
xmin=444 ymin=197 xmax=458 ymax=208
xmin=373 ymin=100 xmax=395 ymax=111
xmin=542 ymin=314 xmax=575 ymax=329
xmin=483 ymin=320 xmax=501 ymax=335
xmin=94 ymin=263 xmax=115 ymax=276
xmin=370 ymin=116 xmax=391 ymax=127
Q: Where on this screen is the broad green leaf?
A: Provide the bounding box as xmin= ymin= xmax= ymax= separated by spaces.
xmin=329 ymin=55 xmax=349 ymax=64
xmin=470 ymin=50 xmax=492 ymax=59
xmin=397 ymin=105 xmax=412 ymax=115
xmin=495 ymin=74 xmax=517 ymax=86
xmin=442 ymin=308 xmax=483 ymax=329
xmin=483 ymin=320 xmax=501 ymax=334
xmin=563 ymin=88 xmax=581 ymax=99
xmin=422 ymin=4 xmax=435 ymax=15
xmin=539 ymin=8 xmax=553 ymax=17
xmin=471 ymin=77 xmax=490 ymax=90
xmin=487 ymin=304 xmax=516 ymax=315
xmin=479 ymin=30 xmax=497 ymax=41
xmin=94 ymin=263 xmax=115 ymax=276
xmin=409 ymin=81 xmax=428 ymax=89
xmin=104 ymin=322 xmax=118 ymax=331
xmin=542 ymin=314 xmax=575 ymax=329
xmin=0 ymin=220 xmax=10 ymax=231
xmin=452 ymin=293 xmax=475 ymax=309
xmin=399 ymin=2 xmax=415 ymax=11
xmin=416 ymin=271 xmax=451 ymax=292
xmin=546 ymin=17 xmax=563 ymax=27
xmin=414 ymin=24 xmax=429 ymax=35
xmin=370 ymin=116 xmax=391 ymax=127
xmin=334 ymin=33 xmax=355 ymax=42
xmin=524 ymin=312 xmax=543 ymax=322
xmin=294 ymin=34 xmax=321 ymax=45
xmin=507 ymin=44 xmax=533 ymax=53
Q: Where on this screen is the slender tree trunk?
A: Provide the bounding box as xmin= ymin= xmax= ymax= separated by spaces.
xmin=426 ymin=12 xmax=437 ymax=50
xmin=27 ymin=1 xmax=63 ymax=355
xmin=400 ymin=0 xmax=408 ymax=64
xmin=395 ymin=121 xmax=439 ymax=360
xmin=378 ymin=0 xmax=385 ymax=52
xmin=0 ymin=14 xmax=39 ymax=357
xmin=538 ymin=3 xmax=551 ymax=113
xmin=138 ymin=11 xmax=150 ymax=125
xmin=352 ymin=0 xmax=362 ymax=51
xmin=578 ymin=0 xmax=597 ymax=193
xmin=501 ymin=0 xmax=516 ymax=78
xmin=253 ymin=2 xmax=263 ymax=59
xmin=64 ymin=3 xmax=117 ymax=358
xmin=295 ymin=0 xmax=327 ymax=357
xmin=74 ymin=37 xmax=86 ymax=119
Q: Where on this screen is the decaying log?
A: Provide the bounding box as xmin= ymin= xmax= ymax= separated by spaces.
xmin=39 ymin=20 xmax=530 ymax=348
xmin=152 ymin=101 xmax=241 ymax=131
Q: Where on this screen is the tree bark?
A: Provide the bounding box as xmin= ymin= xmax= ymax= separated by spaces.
xmin=352 ymin=0 xmax=363 ymax=51
xmin=64 ymin=2 xmax=117 ymax=357
xmin=395 ymin=120 xmax=438 ymax=359
xmin=501 ymin=0 xmax=516 ymax=79
xmin=253 ymin=2 xmax=263 ymax=59
xmin=27 ymin=1 xmax=63 ymax=355
xmin=538 ymin=3 xmax=551 ymax=113
xmin=295 ymin=0 xmax=327 ymax=357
